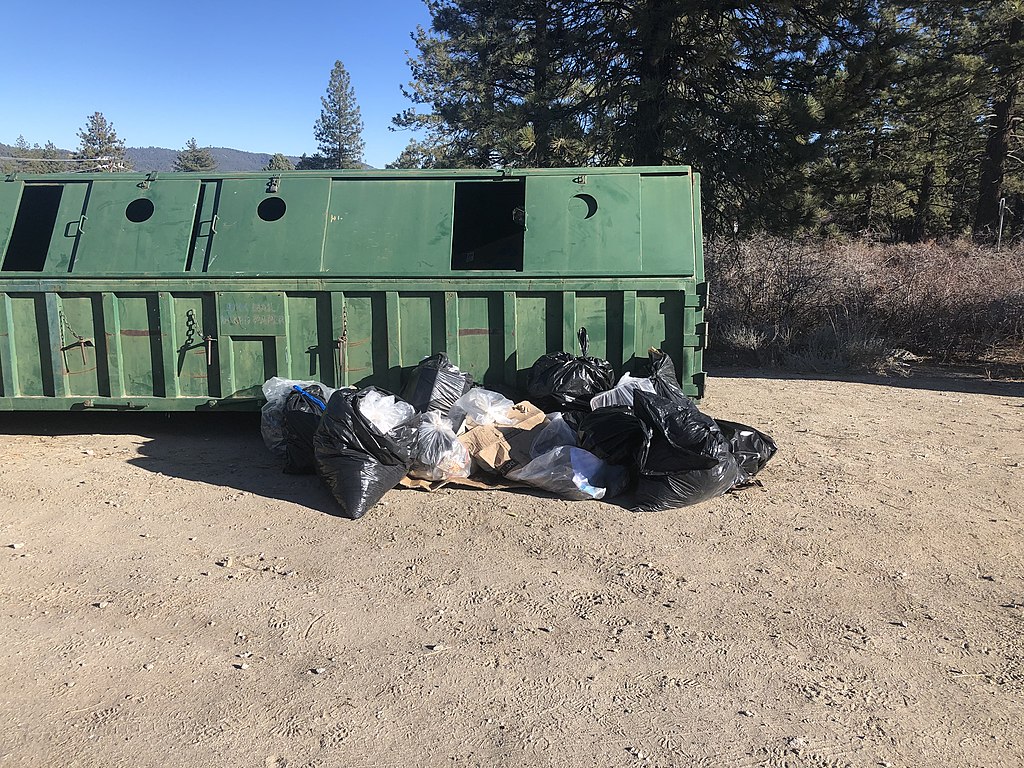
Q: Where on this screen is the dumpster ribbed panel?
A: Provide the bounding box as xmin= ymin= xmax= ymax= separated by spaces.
xmin=1 ymin=281 xmax=703 ymax=409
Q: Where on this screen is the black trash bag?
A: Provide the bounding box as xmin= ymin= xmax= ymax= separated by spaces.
xmin=577 ymin=406 xmax=650 ymax=467
xmin=401 ymin=353 xmax=474 ymax=416
xmin=633 ymin=443 xmax=744 ymax=511
xmin=646 ymin=348 xmax=690 ymax=403
xmin=313 ymin=387 xmax=416 ymax=520
xmin=526 ymin=327 xmax=616 ymax=412
xmin=282 ymin=385 xmax=328 ymax=475
xmin=631 ymin=391 xmax=747 ymax=511
xmin=632 ymin=391 xmax=723 ymax=472
xmin=715 ymin=419 xmax=778 ymax=476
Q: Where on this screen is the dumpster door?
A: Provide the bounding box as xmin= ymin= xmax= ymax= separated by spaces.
xmin=70 ymin=178 xmax=201 ymax=273
xmin=523 ymin=173 xmax=641 ymax=275
xmin=0 ymin=182 xmax=89 ymax=273
xmin=204 ymin=177 xmax=330 ymax=274
xmin=0 ymin=179 xmax=22 ymax=260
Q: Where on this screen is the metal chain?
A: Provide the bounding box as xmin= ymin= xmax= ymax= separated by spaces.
xmin=58 ymin=310 xmax=86 ymax=346
xmin=184 ymin=309 xmax=198 ymax=348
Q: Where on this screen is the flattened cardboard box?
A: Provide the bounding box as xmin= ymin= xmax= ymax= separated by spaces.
xmin=457 ymin=401 xmax=547 ymax=476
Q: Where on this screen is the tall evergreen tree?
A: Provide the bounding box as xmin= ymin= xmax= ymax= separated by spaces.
xmin=74 ymin=112 xmax=132 ymax=172
xmin=172 ymin=138 xmax=217 ymax=172
xmin=395 ymin=0 xmax=605 ymax=168
xmin=393 ymin=0 xmax=1022 ymax=241
xmin=312 ymin=59 xmax=365 ymax=169
xmin=972 ymin=1 xmax=1023 ymax=237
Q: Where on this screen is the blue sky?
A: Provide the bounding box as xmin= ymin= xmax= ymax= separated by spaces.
xmin=0 ymin=0 xmax=432 ymax=168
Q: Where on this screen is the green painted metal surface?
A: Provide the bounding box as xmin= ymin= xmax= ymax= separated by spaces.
xmin=0 ymin=167 xmax=706 ymax=411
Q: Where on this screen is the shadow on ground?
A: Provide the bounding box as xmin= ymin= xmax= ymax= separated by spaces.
xmin=709 ymin=365 xmax=1024 ymax=399
xmin=5 ymin=366 xmax=1015 ymax=516
xmin=0 ymin=411 xmax=340 ymax=514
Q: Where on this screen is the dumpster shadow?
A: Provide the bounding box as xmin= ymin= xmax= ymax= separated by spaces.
xmin=0 ymin=412 xmax=339 ymax=514
xmin=709 ymin=365 xmax=1024 ymax=399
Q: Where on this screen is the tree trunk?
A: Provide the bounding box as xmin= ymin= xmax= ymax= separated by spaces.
xmin=861 ymin=119 xmax=882 ymax=232
xmin=974 ymin=17 xmax=1022 ymax=236
xmin=531 ymin=0 xmax=552 ymax=166
xmin=632 ymin=0 xmax=675 ymax=166
xmin=911 ymin=128 xmax=938 ymax=242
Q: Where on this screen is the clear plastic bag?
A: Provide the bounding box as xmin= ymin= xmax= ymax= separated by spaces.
xmin=509 ymin=446 xmax=628 ymax=501
xmin=530 ymin=413 xmax=579 ymax=458
xmin=589 ymin=373 xmax=657 ymax=410
xmin=448 ymin=388 xmax=515 ymax=430
xmin=357 ymin=389 xmax=416 ymax=434
xmin=409 ymin=412 xmax=472 ymax=481
xmin=261 ymin=377 xmax=335 ymax=457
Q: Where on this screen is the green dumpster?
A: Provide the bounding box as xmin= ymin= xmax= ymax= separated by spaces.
xmin=0 ymin=167 xmax=707 ymax=411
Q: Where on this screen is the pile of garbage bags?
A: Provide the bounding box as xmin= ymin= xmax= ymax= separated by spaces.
xmin=260 ymin=330 xmax=776 ymax=520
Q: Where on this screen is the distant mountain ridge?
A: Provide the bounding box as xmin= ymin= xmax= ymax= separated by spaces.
xmin=127 ymin=146 xmax=302 ymax=172
xmin=1 ymin=142 xmax=301 ymax=172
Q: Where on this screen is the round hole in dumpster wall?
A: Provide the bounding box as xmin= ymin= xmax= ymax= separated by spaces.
xmin=125 ymin=198 xmax=155 ymax=223
xmin=258 ymin=197 xmax=286 ymax=222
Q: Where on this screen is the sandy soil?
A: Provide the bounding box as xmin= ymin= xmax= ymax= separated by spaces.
xmin=1 ymin=371 xmax=1023 ymax=768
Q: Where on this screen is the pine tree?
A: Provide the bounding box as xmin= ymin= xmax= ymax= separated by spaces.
xmin=2 ymin=136 xmax=70 ymax=175
xmin=74 ymin=112 xmax=132 ymax=172
xmin=973 ymin=3 xmax=1023 ymax=237
xmin=173 ymin=138 xmax=217 ymax=172
xmin=263 ymin=153 xmax=294 ymax=171
xmin=394 ymin=0 xmax=604 ymax=168
xmin=386 ymin=140 xmax=439 ymax=169
xmin=312 ymin=60 xmax=365 ymax=169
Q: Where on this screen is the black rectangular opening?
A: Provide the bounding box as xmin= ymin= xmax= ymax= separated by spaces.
xmin=451 ymin=180 xmax=525 ymax=271
xmin=2 ymin=185 xmax=64 ymax=272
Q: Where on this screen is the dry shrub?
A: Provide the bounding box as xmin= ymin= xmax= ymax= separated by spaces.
xmin=706 ymin=236 xmax=1024 ymax=374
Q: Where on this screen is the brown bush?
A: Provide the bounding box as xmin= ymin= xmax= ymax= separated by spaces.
xmin=705 ymin=236 xmax=1024 ymax=374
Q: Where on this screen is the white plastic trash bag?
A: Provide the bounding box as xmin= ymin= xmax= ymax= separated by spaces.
xmin=410 ymin=412 xmax=472 ymax=481
xmin=357 ymin=389 xmax=416 ymax=434
xmin=509 ymin=446 xmax=628 ymax=501
xmin=448 ymin=388 xmax=515 ymax=430
xmin=530 ymin=413 xmax=579 ymax=458
xmin=261 ymin=377 xmax=335 ymax=457
xmin=589 ymin=373 xmax=657 ymax=410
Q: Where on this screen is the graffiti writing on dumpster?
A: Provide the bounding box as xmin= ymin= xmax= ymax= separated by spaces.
xmin=220 ymin=301 xmax=286 ymax=333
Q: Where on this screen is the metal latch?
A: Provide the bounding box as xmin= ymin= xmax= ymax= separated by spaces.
xmin=204 ymin=335 xmax=218 ymax=366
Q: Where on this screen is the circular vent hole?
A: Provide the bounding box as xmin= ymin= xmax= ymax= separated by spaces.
xmin=125 ymin=198 xmax=155 ymax=223
xmin=258 ymin=197 xmax=286 ymax=222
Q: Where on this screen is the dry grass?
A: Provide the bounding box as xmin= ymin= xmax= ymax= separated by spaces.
xmin=705 ymin=236 xmax=1024 ymax=375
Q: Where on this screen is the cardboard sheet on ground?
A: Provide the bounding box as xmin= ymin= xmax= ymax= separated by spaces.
xmin=399 ymin=401 xmax=546 ymax=492
xmin=399 ymin=473 xmax=529 ymax=493
xmin=457 ymin=401 xmax=547 ymax=475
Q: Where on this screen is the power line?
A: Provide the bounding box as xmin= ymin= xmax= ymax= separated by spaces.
xmin=0 ymin=155 xmax=119 ymax=162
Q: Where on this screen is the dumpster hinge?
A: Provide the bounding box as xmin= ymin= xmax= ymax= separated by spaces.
xmin=696 ymin=280 xmax=710 ymax=311
xmin=696 ymin=321 xmax=709 ymax=350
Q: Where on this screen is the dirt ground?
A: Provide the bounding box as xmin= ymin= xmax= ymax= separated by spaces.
xmin=1 ymin=370 xmax=1023 ymax=768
